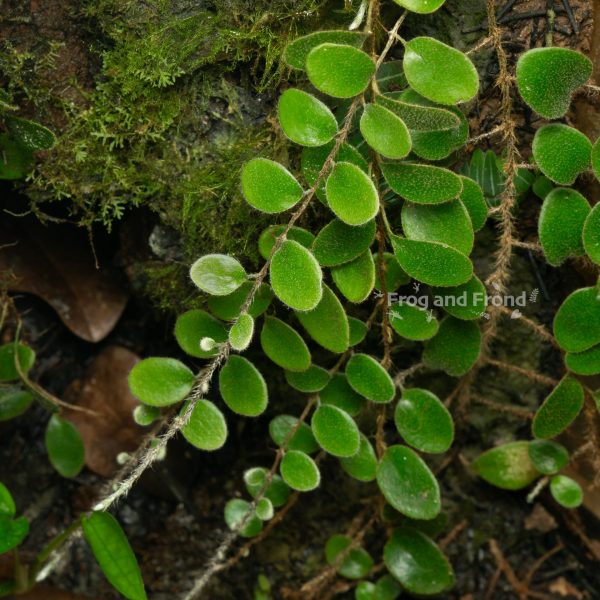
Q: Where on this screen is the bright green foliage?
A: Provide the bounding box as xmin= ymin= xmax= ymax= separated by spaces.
xmin=326 ymin=162 xmax=379 ymax=225
xmin=432 ymin=276 xmax=487 ymax=320
xmin=392 ymin=0 xmax=446 ymax=13
xmin=270 ymin=240 xmax=323 ymax=311
xmin=133 ymin=405 xmax=160 ymax=427
xmin=224 ymin=499 xmax=263 ymax=537
xmin=462 ymin=148 xmax=505 ymax=202
xmin=0 ymin=483 xmax=15 ymax=518
xmin=554 ymin=287 xmax=600 ymax=352
xmin=403 ymin=37 xmax=479 ymax=105
xmin=181 ymin=400 xmax=228 ymax=451
xmin=593 ymin=137 xmax=600 ymax=181
xmin=389 ymin=302 xmax=439 ymax=341
xmin=516 ymin=48 xmax=592 ymax=119
xmin=381 ymin=163 xmax=462 ymax=204
xmin=313 ymin=219 xmax=376 ymax=267
xmin=128 ymin=358 xmax=194 ymax=407
xmin=0 ymin=343 xmax=35 ymax=382
xmin=260 ymin=316 xmax=311 ymax=372
xmin=377 ymin=445 xmax=440 ymax=519
xmin=229 ymin=313 xmax=254 ymax=351
xmin=284 ymin=31 xmax=367 ymax=69
xmin=565 ymin=344 xmax=600 ymax=375
xmin=256 ymin=498 xmax=274 ymax=521
xmin=458 ymin=177 xmax=487 ymax=231
xmin=320 ymin=373 xmax=365 ymax=417
xmin=296 ymin=285 xmax=350 ymax=353
xmin=392 ymin=236 xmax=472 ymax=287
xmin=45 ymin=415 xmax=85 ymax=478
xmin=325 ymin=534 xmax=374 ymax=579
xmin=331 ymin=251 xmax=376 ymax=303
xmin=306 ymin=44 xmax=374 ymax=98
xmin=312 ymin=404 xmax=360 ymax=457
xmin=258 ymin=226 xmax=314 ymax=260
xmin=190 ymin=254 xmax=247 ymax=296
xmin=538 ymin=188 xmax=589 ymax=265
xmin=472 ymin=441 xmax=540 ymax=490
xmin=0 ymin=514 xmax=29 ymax=555
xmin=278 ymin=88 xmax=338 ymax=146
xmin=395 ymin=389 xmax=454 ymax=454
xmin=423 ymin=317 xmax=481 ymax=376
xmin=583 ymin=203 xmax=600 ymax=265
xmin=280 ymin=450 xmax=320 ymax=491
xmin=376 ymin=94 xmax=460 ymax=131
xmin=0 ymin=134 xmax=33 ymax=179
xmin=0 ymin=387 xmax=33 ymax=421
xmin=285 ymin=365 xmax=331 ymax=393
xmin=219 ymin=356 xmax=268 ymax=417
xmin=207 ymin=282 xmax=273 ymax=321
xmin=532 ymin=175 xmax=554 ymax=199
xmin=348 ymin=318 xmax=369 ymax=346
xmin=384 ymin=528 xmax=454 ymax=595
xmin=359 ymin=104 xmax=412 ymax=159
xmin=528 ymin=440 xmax=569 ymax=475
xmin=241 ymin=158 xmax=304 ymax=213
xmin=174 ymin=310 xmax=227 ymax=358
xmin=81 ymin=512 xmax=147 ymax=600
xmin=5 ymin=117 xmax=56 ymax=151
xmin=355 ymin=576 xmax=402 ymax=600
xmin=401 ymin=200 xmax=474 ymax=255
xmin=532 ymin=124 xmax=591 ymax=185
xmin=346 ymin=354 xmax=395 ymax=403
xmin=532 ymin=376 xmax=584 ymax=439
xmin=550 ymin=475 xmax=583 ymax=508
xmin=268 ymin=415 xmax=319 ymax=454
xmin=374 ymin=253 xmax=411 ymax=292
xmin=339 ymin=434 xmax=377 ymax=482
xmin=244 ymin=468 xmax=291 ymax=508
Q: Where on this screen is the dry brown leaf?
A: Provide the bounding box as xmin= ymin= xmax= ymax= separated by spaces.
xmin=524 ymin=504 xmax=558 ymax=534
xmin=548 ymin=576 xmax=584 ymax=599
xmin=0 ymin=219 xmax=128 ymax=342
xmin=64 ymin=346 xmax=146 ymax=477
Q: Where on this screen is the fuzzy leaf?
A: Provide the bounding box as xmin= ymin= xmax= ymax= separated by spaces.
xmin=0 ymin=387 xmax=33 ymax=421
xmin=458 ymin=177 xmax=487 ymax=231
xmin=207 ymin=281 xmax=273 ymax=321
xmin=258 ymin=225 xmax=314 ymax=260
xmin=432 ymin=276 xmax=487 ymax=321
xmin=5 ymin=117 xmax=56 ymax=151
xmin=219 ymin=356 xmax=268 ymax=416
xmin=376 ymin=94 xmax=460 ymax=132
xmin=269 ymin=415 xmax=319 ymax=453
xmin=583 ymin=203 xmax=600 ymax=265
xmin=346 ymin=354 xmax=395 ymax=403
xmin=190 ymin=254 xmax=246 ymax=296
xmin=325 ymin=534 xmax=374 ymax=579
xmin=332 ymin=251 xmax=375 ymax=303
xmin=229 ymin=313 xmax=254 ymax=351
xmin=392 ymin=0 xmax=446 ymax=12
xmin=320 ymin=373 xmax=365 ymax=416
xmin=181 ymin=400 xmax=228 ymax=451
xmin=224 ymin=499 xmax=262 ymax=537
xmin=45 ymin=415 xmax=85 ymax=478
xmin=553 ymin=287 xmax=600 ymax=352
xmin=389 ymin=302 xmax=439 ymax=341
xmin=312 ymin=404 xmax=360 ymax=457
xmin=360 ymin=103 xmax=411 ymax=159
xmin=0 ymin=343 xmax=35 ymax=382
xmin=260 ymin=316 xmax=311 ymax=372
xmin=532 ymin=376 xmax=584 ymax=439
xmin=128 ymin=358 xmax=194 ymax=407
xmin=528 ymin=440 xmax=569 ymax=475
xmin=565 ymin=343 xmax=600 ymax=375
xmin=339 ymin=434 xmax=377 ymax=482
xmin=284 ymin=31 xmax=367 ymax=69
xmin=244 ymin=468 xmax=291 ymax=507
xmin=256 ymin=498 xmax=274 ymax=521
xmin=313 ymin=218 xmax=376 ymax=267
xmin=280 ymin=450 xmax=320 ymax=491
xmin=473 ymin=441 xmax=540 ymax=490
xmin=174 ymin=309 xmax=228 ymax=358
xmin=593 ymin=136 xmax=600 ymax=182
xmin=0 ymin=483 xmax=15 ymax=518
xmin=550 ymin=475 xmax=583 ymax=508
xmin=348 ymin=317 xmax=368 ymax=346
xmin=285 ymin=365 xmax=331 ymax=393
xmin=374 ymin=252 xmax=410 ymax=292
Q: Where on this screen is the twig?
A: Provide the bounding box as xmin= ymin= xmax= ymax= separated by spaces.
xmin=496 ymin=306 xmax=557 ymax=346
xmin=485 ymin=358 xmax=558 ymax=387
xmin=471 ymin=394 xmax=534 ymax=419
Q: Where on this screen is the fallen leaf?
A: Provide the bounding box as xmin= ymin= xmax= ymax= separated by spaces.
xmin=0 ymin=219 xmax=128 ymax=342
xmin=524 ymin=503 xmax=557 ymax=534
xmin=548 ymin=576 xmax=583 ymax=599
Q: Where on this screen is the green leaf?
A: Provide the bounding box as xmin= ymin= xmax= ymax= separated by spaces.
xmin=0 ymin=387 xmax=33 ymax=421
xmin=431 ymin=276 xmax=487 ymax=320
xmin=423 ymin=317 xmax=481 ymax=376
xmin=241 ymin=158 xmax=304 ymax=213
xmin=284 ymin=31 xmax=367 ymax=69
xmin=285 ymin=365 xmax=331 ymax=393
xmin=224 ymin=499 xmax=262 ymax=537
xmin=229 ymin=313 xmax=254 ymax=351
xmin=554 ymin=287 xmax=600 ymax=352
xmin=355 ymin=576 xmax=402 ymax=600
xmin=458 ymin=177 xmax=487 ymax=231
xmin=207 ymin=281 xmax=273 ymax=321
xmin=45 ymin=415 xmax=85 ymax=478
xmin=359 ymin=103 xmax=411 ymax=159
xmin=256 ymin=498 xmax=274 ymax=521
xmin=306 ymin=44 xmax=374 ymax=98
xmin=5 ymin=117 xmax=56 ymax=151
xmin=81 ymin=512 xmax=147 ymax=600
xmin=403 ymin=37 xmax=478 ymax=105
xmin=313 ymin=218 xmax=376 ymax=267
xmin=325 ymin=534 xmax=374 ymax=579
xmin=472 ymin=441 xmax=540 ymax=490
xmin=384 ymin=528 xmax=454 ymax=595
xmin=395 ymin=388 xmax=454 ymax=454
xmin=320 ymin=373 xmax=365 ymax=416
xmin=278 ymin=88 xmax=338 ymax=147
xmin=332 ymin=251 xmax=375 ymax=303
xmin=280 ymin=450 xmax=320 ymax=491
xmin=532 ymin=124 xmax=591 ymax=185
xmin=565 ymin=343 xmax=600 ymax=375
xmin=0 ymin=516 xmax=29 ymax=554
xmin=258 ymin=225 xmax=314 ymax=260
xmin=376 ymin=93 xmax=460 ymax=132
xmin=392 ymin=0 xmax=446 ymax=13
xmin=129 ymin=358 xmax=194 ymax=407
xmin=550 ymin=475 xmax=583 ymax=508
xmin=389 ymin=302 xmax=439 ymax=341
xmin=190 ymin=254 xmax=247 ymax=296
xmin=260 ymin=316 xmax=311 ymax=372
xmin=244 ymin=467 xmax=291 ymax=507
xmin=0 ymin=483 xmax=15 ymax=518
xmin=326 ymin=162 xmax=379 ymax=225
xmin=516 ymin=47 xmax=592 ymax=119
xmin=339 ymin=433 xmax=377 ymax=482
xmin=376 ymin=60 xmax=407 ymax=93
xmin=528 ymin=440 xmax=569 ymax=475
xmin=269 ymin=415 xmax=319 ymax=453
xmin=346 ymin=354 xmax=395 ymax=403
xmin=401 ymin=199 xmax=474 ymax=255
xmin=219 ymin=356 xmax=268 ymax=417
xmin=0 ymin=343 xmax=35 ymax=382
xmin=539 ymin=188 xmax=590 ymax=265
xmin=133 ymin=405 xmax=160 ymax=427
xmin=296 ymin=285 xmax=350 ymax=353
xmin=348 ymin=318 xmax=368 ymax=346
xmin=374 ymin=252 xmax=410 ymax=292
xmin=583 ymin=203 xmax=600 ymax=265
xmin=463 ymin=149 xmax=505 ymax=201
xmin=174 ymin=309 xmax=227 ymax=358
xmin=312 ymin=404 xmax=360 ymax=457
xmin=392 ymin=236 xmax=473 ymax=287
xmin=0 ymin=134 xmax=33 ymax=180
xmin=381 ymin=162 xmax=462 ymax=204
xmin=377 ymin=445 xmax=440 ymax=519
xmin=532 ymin=376 xmax=584 ymax=439
xmin=532 ymin=174 xmax=554 ymax=199
xmin=181 ymin=400 xmax=228 ymax=451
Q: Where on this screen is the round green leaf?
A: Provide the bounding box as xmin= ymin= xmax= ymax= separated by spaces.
xmin=384 ymin=528 xmax=454 ymax=595
xmin=332 ymin=250 xmax=375 ymax=303
xmin=0 ymin=515 xmax=29 ymax=555
xmin=325 ymin=534 xmax=374 ymax=579
xmin=473 ymin=441 xmax=540 ymax=490
xmin=516 ymin=47 xmax=592 ymax=119
xmin=313 ymin=218 xmax=376 ymax=267
xmin=0 ymin=483 xmax=16 ymax=518
xmin=260 ymin=316 xmax=311 ymax=372
xmin=280 ymin=450 xmax=320 ymax=491
xmin=306 ymin=44 xmax=375 ymax=98
xmin=190 ymin=254 xmax=246 ymax=296
xmin=565 ymin=343 xmax=600 ymax=375
xmin=128 ymin=358 xmax=194 ymax=407
xmin=133 ymin=405 xmax=160 ymax=427
xmin=528 ymin=440 xmax=569 ymax=475
xmin=583 ymin=202 xmax=600 ymax=265
xmin=0 ymin=343 xmax=35 ymax=382
xmin=241 ymin=158 xmax=304 ymax=213
xmin=256 ymin=497 xmax=274 ymax=521
xmin=258 ymin=225 xmax=314 ymax=260
xmin=320 ymin=373 xmax=365 ymax=417
xmin=229 ymin=313 xmax=254 ymax=351
xmin=376 ymin=93 xmax=460 ymax=132
xmin=219 ymin=356 xmax=268 ymax=416
xmin=181 ymin=400 xmax=228 ymax=451
xmin=431 ymin=276 xmax=487 ymax=321
xmin=395 ymin=388 xmax=454 ymax=454
xmin=278 ymin=88 xmax=338 ymax=147
xmin=377 ymin=445 xmax=440 ymax=519
xmin=339 ymin=433 xmax=377 ymax=482
xmin=45 ymin=415 xmax=85 ymax=478
xmin=458 ymin=177 xmax=487 ymax=231
xmin=392 ymin=0 xmax=446 ymax=13
xmin=423 ymin=317 xmax=481 ymax=376
xmin=207 ymin=281 xmax=273 ymax=321
xmin=346 ymin=354 xmax=395 ymax=403
xmin=244 ymin=467 xmax=291 ymax=508
xmin=348 ymin=317 xmax=368 ymax=346
xmin=359 ymin=103 xmax=411 ymax=159
xmin=270 ymin=240 xmax=323 ymax=311
xmin=550 ymin=475 xmax=583 ymax=508
xmin=389 ymin=302 xmax=439 ymax=341
xmin=269 ymin=415 xmax=319 ymax=454
xmin=224 ymin=499 xmax=262 ymax=537
xmin=403 ymin=37 xmax=478 ymax=105
xmin=374 ymin=252 xmax=410 ymax=292
xmin=0 ymin=387 xmax=33 ymax=421
xmin=174 ymin=309 xmax=228 ymax=358
xmin=285 ymin=365 xmax=331 ymax=393
xmin=554 ymin=286 xmax=600 ymax=352
xmin=312 ymin=404 xmax=360 ymax=457
xmin=5 ymin=117 xmax=56 ymax=151
xmin=532 ymin=376 xmax=584 ymax=439
xmin=284 ymin=31 xmax=367 ymax=69
xmin=532 ymin=124 xmax=591 ymax=185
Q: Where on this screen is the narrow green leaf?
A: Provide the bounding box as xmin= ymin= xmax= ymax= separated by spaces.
xmin=174 ymin=309 xmax=227 ymax=358
xmin=325 ymin=534 xmax=374 ymax=579
xmin=532 ymin=376 xmax=584 ymax=439
xmin=359 ymin=103 xmax=411 ymax=159
xmin=284 ymin=31 xmax=367 ymax=69
xmin=346 ymin=354 xmax=395 ymax=403
xmin=219 ymin=356 xmax=268 ymax=417
xmin=553 ymin=287 xmax=600 ymax=352
xmin=389 ymin=302 xmax=439 ymax=341
xmin=45 ymin=415 xmax=85 ymax=478
xmin=128 ymin=358 xmax=194 ymax=407
xmin=181 ymin=400 xmax=228 ymax=451
xmin=312 ymin=404 xmax=360 ymax=457
xmin=550 ymin=475 xmax=583 ymax=508
xmin=280 ymin=450 xmax=320 ymax=491
xmin=0 ymin=343 xmax=35 ymax=382
xmin=190 ymin=254 xmax=247 ymax=296
xmin=260 ymin=316 xmax=311 ymax=372
xmin=528 ymin=440 xmax=569 ymax=475
xmin=313 ymin=218 xmax=376 ymax=267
